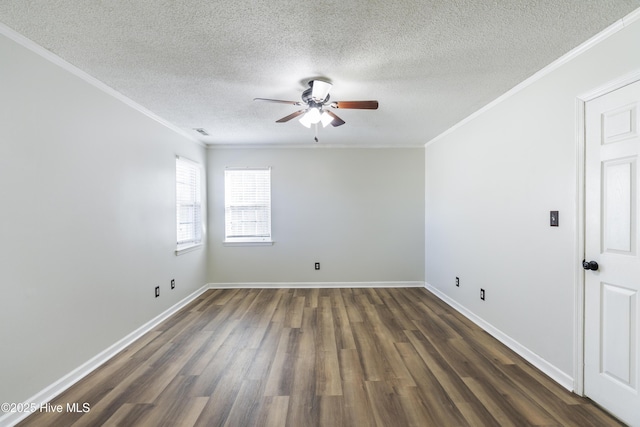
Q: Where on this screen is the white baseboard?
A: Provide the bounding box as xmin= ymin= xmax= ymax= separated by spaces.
xmin=424 ymin=283 xmax=574 ymax=392
xmin=0 ymin=281 xmax=422 ymax=426
xmin=0 ymin=284 xmax=210 ymax=427
xmin=207 ymin=281 xmax=426 ymax=289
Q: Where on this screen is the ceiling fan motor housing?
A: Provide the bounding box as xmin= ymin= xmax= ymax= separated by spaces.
xmin=302 ymin=81 xmax=330 ymax=104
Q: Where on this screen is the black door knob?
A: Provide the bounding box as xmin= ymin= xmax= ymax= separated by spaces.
xmin=582 ymin=260 xmax=599 ymax=271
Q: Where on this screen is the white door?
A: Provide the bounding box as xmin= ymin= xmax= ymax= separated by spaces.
xmin=584 ymin=79 xmax=640 ymax=426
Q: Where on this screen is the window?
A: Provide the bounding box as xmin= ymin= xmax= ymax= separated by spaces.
xmin=224 ymin=167 xmax=272 ymax=244
xmin=176 ymin=156 xmax=202 ymax=252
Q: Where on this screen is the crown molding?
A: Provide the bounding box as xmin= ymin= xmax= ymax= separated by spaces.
xmin=207 ymin=143 xmax=423 ymax=150
xmin=0 ymin=23 xmax=203 ymax=148
xmin=425 ymin=6 xmax=640 ymax=148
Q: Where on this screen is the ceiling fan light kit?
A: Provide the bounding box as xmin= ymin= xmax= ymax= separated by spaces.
xmin=299 ymin=107 xmax=321 ymax=127
xmin=254 ymin=79 xmax=379 ymax=140
xmin=298 ymin=108 xmax=333 ymax=128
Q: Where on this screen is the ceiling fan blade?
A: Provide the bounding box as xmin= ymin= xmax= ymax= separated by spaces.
xmin=325 ymin=110 xmax=345 ymax=127
xmin=254 ymin=98 xmax=302 ymax=105
xmin=331 ymin=100 xmax=379 ymax=110
xmin=311 ymin=80 xmax=332 ymax=102
xmin=275 ymin=109 xmax=307 ymax=123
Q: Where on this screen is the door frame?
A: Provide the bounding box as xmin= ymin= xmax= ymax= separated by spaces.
xmin=574 ymin=70 xmax=640 ymax=396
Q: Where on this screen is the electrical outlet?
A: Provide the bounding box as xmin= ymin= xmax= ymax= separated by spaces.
xmin=171 ymin=279 xmax=175 ymax=289
xmin=155 ymin=286 xmax=160 ymax=298
xmin=315 ymin=262 xmax=320 ymax=270
xmin=480 ymin=289 xmax=485 ymax=300
xmin=456 ymin=277 xmax=460 ymax=287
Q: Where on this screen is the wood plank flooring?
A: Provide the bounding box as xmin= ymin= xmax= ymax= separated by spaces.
xmin=17 ymin=288 xmax=623 ymax=426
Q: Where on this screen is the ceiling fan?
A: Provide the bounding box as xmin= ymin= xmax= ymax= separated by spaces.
xmin=254 ymin=80 xmax=378 ymax=130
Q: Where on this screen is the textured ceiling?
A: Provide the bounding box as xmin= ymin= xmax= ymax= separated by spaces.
xmin=1 ymin=1 xmax=639 ymax=146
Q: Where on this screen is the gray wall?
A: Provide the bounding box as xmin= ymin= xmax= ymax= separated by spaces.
xmin=0 ymin=32 xmax=207 ymax=406
xmin=207 ymin=147 xmax=425 ymax=284
xmin=425 ymin=16 xmax=640 ymax=380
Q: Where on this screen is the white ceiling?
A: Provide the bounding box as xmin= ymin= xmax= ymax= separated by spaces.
xmin=1 ymin=1 xmax=639 ymax=147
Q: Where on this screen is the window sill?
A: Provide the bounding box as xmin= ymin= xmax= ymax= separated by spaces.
xmin=175 ymin=243 xmax=203 ymax=255
xmin=223 ymin=240 xmax=274 ymax=247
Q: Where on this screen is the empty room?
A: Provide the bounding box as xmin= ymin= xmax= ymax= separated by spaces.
xmin=1 ymin=1 xmax=640 ymax=426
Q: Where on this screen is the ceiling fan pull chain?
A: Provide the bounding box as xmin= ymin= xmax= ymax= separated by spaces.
xmin=314 ymin=123 xmax=319 ymax=142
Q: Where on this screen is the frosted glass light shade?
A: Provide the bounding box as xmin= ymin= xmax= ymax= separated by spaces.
xmin=299 ymin=108 xmax=322 ymax=128
xmin=299 ymin=111 xmax=312 ymax=128
xmin=320 ymin=111 xmax=333 ymax=127
xmin=306 ymin=107 xmax=321 ymax=123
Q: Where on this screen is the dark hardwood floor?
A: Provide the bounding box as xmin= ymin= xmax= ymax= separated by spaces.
xmin=17 ymin=287 xmax=623 ymax=426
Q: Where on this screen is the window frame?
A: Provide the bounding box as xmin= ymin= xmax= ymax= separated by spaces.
xmin=224 ymin=167 xmax=273 ymax=245
xmin=176 ymin=156 xmax=203 ymax=254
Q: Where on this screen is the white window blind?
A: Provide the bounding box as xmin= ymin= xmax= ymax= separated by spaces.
xmin=176 ymin=156 xmax=202 ymax=249
xmin=224 ymin=168 xmax=271 ymax=243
